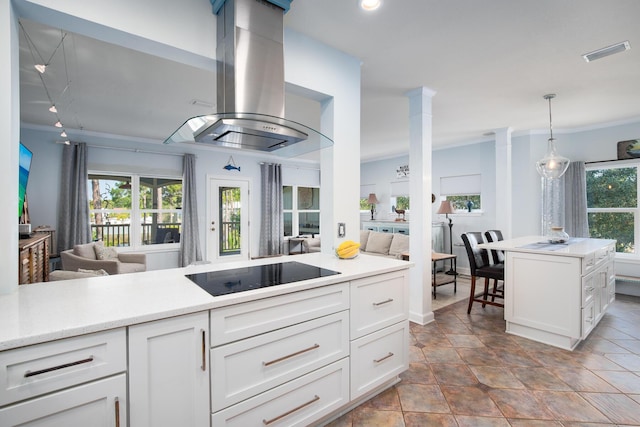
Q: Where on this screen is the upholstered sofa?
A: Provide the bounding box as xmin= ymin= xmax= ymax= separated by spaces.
xmin=60 ymin=241 xmax=147 ymax=275
xmin=360 ymin=230 xmax=409 ymax=259
xmin=300 ymin=236 xmax=321 ymax=253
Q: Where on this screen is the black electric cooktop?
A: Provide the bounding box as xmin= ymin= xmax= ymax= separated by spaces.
xmin=185 ymin=261 xmax=341 ymax=297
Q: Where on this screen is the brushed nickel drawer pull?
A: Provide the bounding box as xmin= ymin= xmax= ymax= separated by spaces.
xmin=374 ymin=352 xmax=394 ymax=363
xmin=24 ymin=356 xmax=94 ymax=377
xmin=263 ymin=344 xmax=320 ymax=367
xmin=262 ymin=395 xmax=320 ymax=425
xmin=373 ymin=298 xmax=393 ymax=306
xmin=115 ymin=397 xmax=120 ymax=427
xmin=201 ymin=329 xmax=207 ymax=371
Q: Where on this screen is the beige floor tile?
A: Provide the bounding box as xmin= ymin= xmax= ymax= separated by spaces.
xmin=399 ymin=362 xmax=437 ymax=384
xmin=469 ymin=365 xmax=526 ymax=389
xmin=455 ymin=415 xmax=512 ymax=427
xmin=580 ymin=392 xmax=640 ymax=425
xmin=549 ymin=367 xmax=619 ymax=392
xmin=351 ymin=408 xmax=405 ymax=427
xmin=511 ymin=367 xmax=572 ymax=391
xmin=422 ymin=347 xmax=464 ymax=364
xmin=532 ymin=390 xmax=609 ymax=423
xmin=403 ymin=412 xmax=457 ymax=427
xmin=592 ymin=370 xmax=640 ymax=393
xmin=430 ymin=363 xmax=479 ymax=387
xmin=487 ymin=389 xmax=554 ymax=419
xmin=440 ymin=385 xmax=502 ymax=417
xmin=396 ymin=383 xmax=450 ymax=413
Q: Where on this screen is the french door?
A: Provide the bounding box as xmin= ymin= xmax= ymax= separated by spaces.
xmin=207 ymin=177 xmax=250 ymax=263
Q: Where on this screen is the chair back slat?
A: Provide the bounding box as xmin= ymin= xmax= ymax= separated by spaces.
xmin=484 ymin=230 xmax=505 ymax=264
xmin=461 ymin=232 xmax=491 ymax=274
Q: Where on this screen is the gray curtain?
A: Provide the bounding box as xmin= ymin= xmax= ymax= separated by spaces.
xmin=58 ymin=142 xmax=90 ymax=251
xmin=563 ymin=161 xmax=590 ymax=237
xmin=180 ymin=154 xmax=203 ymax=266
xmin=259 ymin=163 xmax=284 ymax=256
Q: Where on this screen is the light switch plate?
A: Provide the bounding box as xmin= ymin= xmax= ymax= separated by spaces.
xmin=338 ymin=223 xmax=345 ymax=237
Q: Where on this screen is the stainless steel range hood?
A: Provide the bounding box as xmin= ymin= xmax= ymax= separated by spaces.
xmin=164 ymin=0 xmax=332 ymax=157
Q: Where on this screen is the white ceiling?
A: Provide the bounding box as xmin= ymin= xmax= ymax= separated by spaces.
xmin=19 ymin=0 xmax=640 ymax=161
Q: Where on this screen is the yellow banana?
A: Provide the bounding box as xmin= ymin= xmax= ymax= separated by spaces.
xmin=336 ymin=240 xmax=360 ymax=258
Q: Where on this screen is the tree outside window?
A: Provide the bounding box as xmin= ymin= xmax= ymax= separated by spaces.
xmin=88 ymin=173 xmax=182 ymax=248
xmin=586 ymin=165 xmax=637 ymax=253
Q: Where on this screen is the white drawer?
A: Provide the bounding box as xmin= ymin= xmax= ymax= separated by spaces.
xmin=582 ymin=300 xmax=596 ymax=339
xmin=0 ymin=374 xmax=126 ymax=426
xmin=211 ymin=283 xmax=349 ymax=346
xmin=0 ymin=328 xmax=126 ymax=406
xmin=351 ymin=271 xmax=408 ymax=339
xmin=211 ymin=311 xmax=349 ymax=411
xmin=212 ymin=358 xmax=349 ymax=427
xmin=582 ymin=252 xmax=596 ymax=275
xmin=350 ymin=320 xmax=409 ymax=399
xmin=581 ymin=273 xmax=597 ymax=307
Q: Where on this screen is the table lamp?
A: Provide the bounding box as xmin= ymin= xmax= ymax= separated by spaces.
xmin=436 ymin=200 xmax=457 ymax=275
xmin=367 ymin=193 xmax=380 ymax=220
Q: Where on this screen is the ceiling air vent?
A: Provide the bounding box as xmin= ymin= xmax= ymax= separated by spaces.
xmin=582 ymin=41 xmax=631 ymax=62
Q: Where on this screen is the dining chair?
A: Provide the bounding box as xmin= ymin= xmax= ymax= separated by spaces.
xmin=461 ymin=232 xmax=504 ymax=314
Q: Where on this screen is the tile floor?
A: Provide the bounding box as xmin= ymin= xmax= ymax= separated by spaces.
xmin=327 ymin=276 xmax=640 ymax=426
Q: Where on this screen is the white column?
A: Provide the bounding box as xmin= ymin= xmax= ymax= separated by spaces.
xmin=1 ymin=1 xmax=19 ymax=294
xmin=494 ymin=127 xmax=512 ymax=238
xmin=407 ymin=87 xmax=436 ymax=325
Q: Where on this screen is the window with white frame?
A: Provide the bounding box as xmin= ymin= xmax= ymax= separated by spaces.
xmin=88 ymin=173 xmax=183 ymax=249
xmin=283 ymin=185 xmax=320 ymax=236
xmin=586 ymin=162 xmax=638 ymax=254
xmin=390 ymin=180 xmax=410 ymax=213
xmin=360 ymin=184 xmax=375 ymax=212
xmin=440 ymin=174 xmax=482 ymax=211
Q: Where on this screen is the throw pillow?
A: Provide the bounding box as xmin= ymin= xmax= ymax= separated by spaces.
xmin=360 ymin=230 xmax=371 ymax=252
xmin=77 ymin=268 xmax=110 ymax=276
xmin=364 ymin=231 xmax=394 ymax=255
xmin=94 ymin=241 xmax=119 ymax=260
xmin=388 ymin=233 xmax=410 ymax=257
xmin=73 ymin=242 xmax=97 ymax=260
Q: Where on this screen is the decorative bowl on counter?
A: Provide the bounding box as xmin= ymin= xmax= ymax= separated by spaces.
xmin=548 ymin=226 xmax=570 ymax=244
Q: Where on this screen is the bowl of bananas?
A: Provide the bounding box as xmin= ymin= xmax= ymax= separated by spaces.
xmin=335 ymin=240 xmax=360 ymax=259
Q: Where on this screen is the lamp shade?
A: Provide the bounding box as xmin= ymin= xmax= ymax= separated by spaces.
xmin=367 ymin=193 xmax=380 ymax=204
xmin=436 ymin=200 xmax=455 ymax=215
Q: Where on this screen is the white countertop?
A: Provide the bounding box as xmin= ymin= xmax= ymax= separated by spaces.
xmin=479 ymin=235 xmax=616 ymax=257
xmin=0 ymin=253 xmax=411 ymax=351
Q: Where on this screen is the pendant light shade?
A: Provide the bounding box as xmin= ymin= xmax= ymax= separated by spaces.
xmin=536 ymin=94 xmax=569 ymax=179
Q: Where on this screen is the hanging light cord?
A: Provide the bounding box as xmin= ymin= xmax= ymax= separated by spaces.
xmin=545 ymin=93 xmax=556 ymax=142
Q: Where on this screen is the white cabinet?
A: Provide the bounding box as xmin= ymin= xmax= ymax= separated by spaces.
xmin=129 ymin=312 xmax=209 ymax=427
xmin=0 ymin=374 xmax=126 ymax=427
xmin=349 ymin=271 xmax=409 ymax=399
xmin=210 ymin=285 xmax=351 ymax=426
xmin=0 ymin=329 xmax=126 ymax=427
xmin=504 ymin=240 xmax=615 ymax=350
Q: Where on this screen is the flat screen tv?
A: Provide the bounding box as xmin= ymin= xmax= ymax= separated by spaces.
xmin=19 ymin=142 xmax=33 ymax=218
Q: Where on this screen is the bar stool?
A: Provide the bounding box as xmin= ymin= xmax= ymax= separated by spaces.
xmin=461 ymin=232 xmax=504 ymax=314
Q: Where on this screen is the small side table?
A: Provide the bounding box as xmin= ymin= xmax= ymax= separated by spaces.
xmin=288 ymin=238 xmax=307 ymax=255
xmin=431 ymin=252 xmax=457 ymax=298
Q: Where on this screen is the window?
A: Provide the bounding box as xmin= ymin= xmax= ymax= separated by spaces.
xmin=283 ymin=185 xmax=320 ymax=236
xmin=586 ymin=163 xmax=638 ymax=254
xmin=88 ymin=173 xmax=183 ymax=248
xmin=390 ymin=180 xmax=410 ymax=213
xmin=440 ymin=174 xmax=482 ymax=212
xmin=445 ymin=194 xmax=481 ymax=211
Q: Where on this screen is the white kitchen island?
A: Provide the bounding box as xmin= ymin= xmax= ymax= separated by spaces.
xmin=480 ymin=236 xmax=616 ymax=350
xmin=0 ymin=253 xmax=411 ymax=427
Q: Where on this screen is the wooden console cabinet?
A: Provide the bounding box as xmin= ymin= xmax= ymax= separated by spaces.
xmin=18 ymin=233 xmax=50 ymax=284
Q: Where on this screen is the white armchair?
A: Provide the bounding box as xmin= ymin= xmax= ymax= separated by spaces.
xmin=60 ymin=242 xmax=146 ymax=275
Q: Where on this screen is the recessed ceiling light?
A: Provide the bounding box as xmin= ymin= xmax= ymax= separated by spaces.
xmin=582 ymin=41 xmax=631 ymax=62
xmin=359 ymin=0 xmax=381 ymax=11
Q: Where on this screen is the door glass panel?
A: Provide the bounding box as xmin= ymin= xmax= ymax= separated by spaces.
xmin=219 ymin=187 xmax=241 ymax=256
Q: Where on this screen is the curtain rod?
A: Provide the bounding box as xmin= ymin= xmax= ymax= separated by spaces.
xmin=86 ymin=144 xmax=186 ymax=158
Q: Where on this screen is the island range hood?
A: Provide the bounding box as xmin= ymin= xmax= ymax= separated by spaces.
xmin=164 ymin=0 xmax=332 ymax=157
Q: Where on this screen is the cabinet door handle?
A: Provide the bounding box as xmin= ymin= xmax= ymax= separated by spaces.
xmin=374 ymin=352 xmax=394 ymax=363
xmin=115 ymin=397 xmax=120 ymax=427
xmin=201 ymin=329 xmax=207 ymax=371
xmin=262 ymin=395 xmax=320 ymax=425
xmin=263 ymin=344 xmax=320 ymax=367
xmin=373 ymin=298 xmax=393 ymax=306
xmin=24 ymin=356 xmax=94 ymax=377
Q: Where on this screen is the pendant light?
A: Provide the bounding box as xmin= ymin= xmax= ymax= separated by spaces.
xmin=536 ymin=94 xmax=569 ymax=179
